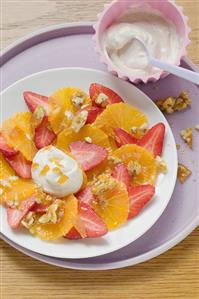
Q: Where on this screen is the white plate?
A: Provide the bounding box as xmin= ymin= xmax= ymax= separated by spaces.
xmin=0 ymin=67 xmax=177 ymax=259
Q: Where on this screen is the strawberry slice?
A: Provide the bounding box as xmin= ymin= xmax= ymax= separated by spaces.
xmin=23 ymin=91 xmax=49 ymax=112
xmin=65 ymin=202 xmax=108 ymax=239
xmin=7 ymin=195 xmax=36 ymax=229
xmin=138 ymin=123 xmax=165 ymax=157
xmin=0 ymin=132 xmax=18 ymax=157
xmin=31 ymin=202 xmax=49 ymax=213
xmin=112 ymin=163 xmax=132 ymax=191
xmin=5 ymin=152 xmax=32 ymax=179
xmin=76 ymin=187 xmax=95 ymax=206
xmin=114 ymin=128 xmax=138 ymax=147
xmin=128 ymin=185 xmax=155 ymax=219
xmin=65 ymin=227 xmax=81 ymax=240
xmin=34 ymin=116 xmax=56 ymax=149
xmin=85 ymin=106 xmax=104 ymax=124
xmin=69 ymin=141 xmax=107 ymax=171
xmin=89 ymin=83 xmax=123 ymax=106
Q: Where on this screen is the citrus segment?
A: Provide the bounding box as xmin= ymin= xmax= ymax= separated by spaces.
xmin=112 ymin=144 xmax=158 ymax=185
xmin=0 ymin=154 xmax=36 ymax=204
xmin=29 ymin=195 xmax=78 ymax=240
xmin=48 ymin=87 xmax=91 ymax=134
xmin=2 ymin=112 xmax=37 ymax=161
xmin=92 ymin=180 xmax=129 ymax=230
xmin=94 ymin=103 xmax=148 ymax=138
xmin=56 ymin=124 xmax=111 ymax=151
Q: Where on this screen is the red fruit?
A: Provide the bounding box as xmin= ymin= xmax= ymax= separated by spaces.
xmin=65 ymin=227 xmax=81 ymax=240
xmin=138 ymin=123 xmax=165 ymax=157
xmin=112 ymin=163 xmax=132 ymax=191
xmin=5 ymin=152 xmax=32 ymax=179
xmin=23 ymin=91 xmax=49 ymax=112
xmin=128 ymin=185 xmax=155 ymax=219
xmin=69 ymin=141 xmax=107 ymax=171
xmin=114 ymin=128 xmax=138 ymax=147
xmin=0 ymin=132 xmax=18 ymax=157
xmin=76 ymin=187 xmax=95 ymax=206
xmin=7 ymin=195 xmax=36 ymax=229
xmin=89 ymin=83 xmax=123 ymax=106
xmin=31 ymin=203 xmax=49 ymax=213
xmin=34 ymin=116 xmax=56 ymax=149
xmin=85 ymin=106 xmax=104 ymax=124
xmin=65 ymin=202 xmax=108 ymax=239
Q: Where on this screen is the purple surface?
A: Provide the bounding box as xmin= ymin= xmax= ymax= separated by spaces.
xmin=1 ymin=23 xmax=199 ymax=269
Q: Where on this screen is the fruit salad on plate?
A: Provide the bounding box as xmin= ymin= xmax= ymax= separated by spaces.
xmin=0 ymin=83 xmax=166 ymax=241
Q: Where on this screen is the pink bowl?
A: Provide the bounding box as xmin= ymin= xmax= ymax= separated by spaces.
xmin=93 ymin=0 xmax=191 ymax=84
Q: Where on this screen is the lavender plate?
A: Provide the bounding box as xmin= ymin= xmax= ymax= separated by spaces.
xmin=1 ymin=23 xmax=199 ymax=270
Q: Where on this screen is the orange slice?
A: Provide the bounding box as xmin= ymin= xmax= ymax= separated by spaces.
xmin=56 ymin=124 xmax=112 ymax=151
xmin=0 ymin=154 xmax=36 ymax=205
xmin=48 ymin=87 xmax=91 ymax=134
xmin=29 ymin=195 xmax=78 ymax=240
xmin=112 ymin=144 xmax=158 ymax=185
xmin=2 ymin=112 xmax=37 ymax=161
xmin=92 ymin=179 xmax=129 ymax=230
xmin=94 ymin=103 xmax=148 ymax=138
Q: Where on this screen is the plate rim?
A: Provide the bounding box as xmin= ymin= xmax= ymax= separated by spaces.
xmin=0 ymin=66 xmax=178 ymax=259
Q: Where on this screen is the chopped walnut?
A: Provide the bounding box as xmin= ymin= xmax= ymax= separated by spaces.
xmin=156 ymin=92 xmax=192 ymax=114
xmin=84 ymin=136 xmax=92 ymax=143
xmin=22 ymin=212 xmax=36 ymax=228
xmin=38 ymin=200 xmax=63 ymax=224
xmin=71 ymin=111 xmax=88 ymax=133
xmin=32 ymin=105 xmax=45 ymax=127
xmin=64 ymin=110 xmax=74 ymax=120
xmin=71 ymin=92 xmax=87 ymax=108
xmin=0 ymin=179 xmax=11 ymax=188
xmin=131 ymin=123 xmax=148 ymax=135
xmin=95 ymin=93 xmax=108 ymax=107
xmin=178 ymin=163 xmax=192 ymax=183
xmin=180 ymin=128 xmax=192 ymax=149
xmin=127 ymin=161 xmax=142 ymax=176
xmin=91 ymin=172 xmax=117 ymax=195
xmin=195 ymin=124 xmax=199 ymax=132
xmin=108 ymin=155 xmax=122 ymax=165
xmin=156 ymin=156 xmax=167 ymax=174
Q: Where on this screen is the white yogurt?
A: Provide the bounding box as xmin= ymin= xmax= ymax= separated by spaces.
xmin=102 ymin=6 xmax=181 ymax=78
xmin=32 ymin=146 xmax=83 ymax=197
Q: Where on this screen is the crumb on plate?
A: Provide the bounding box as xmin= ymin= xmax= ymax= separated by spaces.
xmin=180 ymin=128 xmax=192 ymax=149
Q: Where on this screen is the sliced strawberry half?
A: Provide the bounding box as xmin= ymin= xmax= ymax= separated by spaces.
xmin=34 ymin=116 xmax=56 ymax=149
xmin=7 ymin=195 xmax=36 ymax=229
xmin=114 ymin=128 xmax=138 ymax=147
xmin=65 ymin=227 xmax=81 ymax=240
xmin=76 ymin=187 xmax=95 ymax=206
xmin=0 ymin=132 xmax=18 ymax=157
xmin=85 ymin=106 xmax=104 ymax=124
xmin=23 ymin=91 xmax=49 ymax=112
xmin=138 ymin=123 xmax=165 ymax=157
xmin=112 ymin=163 xmax=132 ymax=191
xmin=89 ymin=83 xmax=123 ymax=106
xmin=5 ymin=152 xmax=32 ymax=179
xmin=31 ymin=202 xmax=49 ymax=213
xmin=69 ymin=141 xmax=107 ymax=171
xmin=65 ymin=202 xmax=108 ymax=239
xmin=128 ymin=185 xmax=155 ymax=219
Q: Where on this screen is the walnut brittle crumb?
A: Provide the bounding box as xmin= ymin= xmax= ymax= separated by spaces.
xmin=177 ymin=163 xmax=192 ymax=183
xmin=156 ymin=91 xmax=192 ymax=114
xmin=180 ymin=128 xmax=192 ymax=149
xmin=195 ymin=124 xmax=199 ymax=132
xmin=127 ymin=161 xmax=142 ymax=176
xmin=91 ymin=172 xmax=117 ymax=195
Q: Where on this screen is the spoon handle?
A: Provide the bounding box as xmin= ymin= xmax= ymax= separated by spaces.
xmin=150 ymin=58 xmax=199 ymax=85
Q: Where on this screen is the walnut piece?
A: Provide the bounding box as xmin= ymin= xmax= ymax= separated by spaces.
xmin=95 ymin=93 xmax=108 ymax=107
xmin=177 ymin=163 xmax=192 ymax=183
xmin=91 ymin=172 xmax=117 ymax=195
xmin=108 ymin=155 xmax=122 ymax=165
xmin=38 ymin=200 xmax=63 ymax=224
xmin=84 ymin=136 xmax=92 ymax=143
xmin=71 ymin=110 xmax=88 ymax=133
xmin=156 ymin=92 xmax=192 ymax=114
xmin=127 ymin=161 xmax=142 ymax=176
xmin=180 ymin=128 xmax=192 ymax=149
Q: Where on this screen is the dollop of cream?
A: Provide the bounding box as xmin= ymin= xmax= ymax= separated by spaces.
xmin=32 ymin=146 xmax=83 ymax=197
xmin=102 ymin=6 xmax=182 ymax=78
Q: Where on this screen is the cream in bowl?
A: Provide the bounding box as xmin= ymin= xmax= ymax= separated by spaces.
xmin=94 ymin=0 xmax=190 ymax=83
xmin=102 ymin=6 xmax=182 ymax=79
